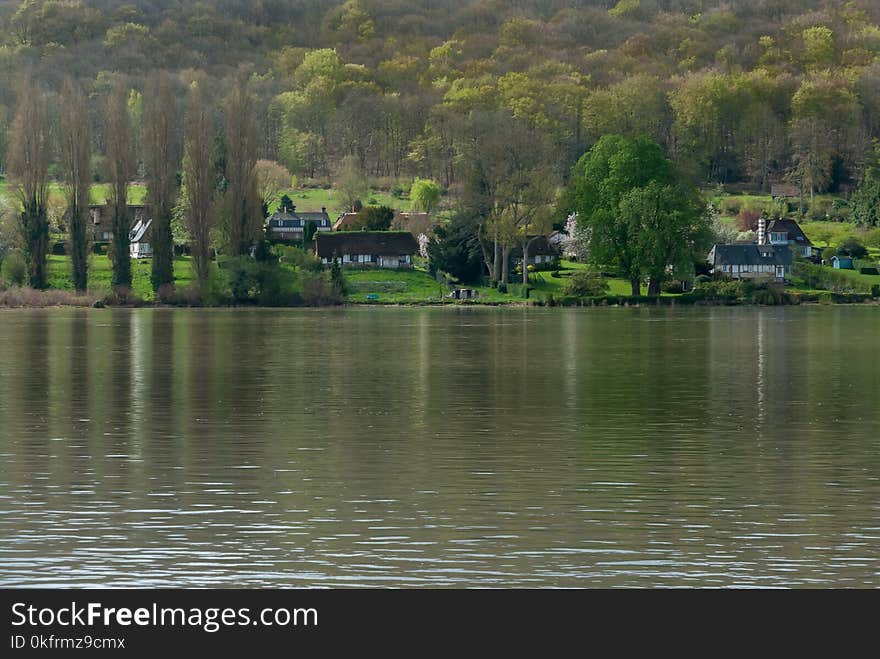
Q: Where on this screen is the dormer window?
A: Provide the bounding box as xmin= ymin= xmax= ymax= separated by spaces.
xmin=770 ymin=232 xmax=787 ymax=244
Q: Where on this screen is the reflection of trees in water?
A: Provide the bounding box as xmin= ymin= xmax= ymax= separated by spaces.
xmin=17 ymin=313 xmax=50 ymax=478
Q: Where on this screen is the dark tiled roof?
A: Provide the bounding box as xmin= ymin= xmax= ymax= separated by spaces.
xmin=766 ymin=219 xmax=812 ymax=246
xmin=268 ymin=209 xmax=330 ymax=228
xmin=315 ymin=231 xmax=419 ymax=258
xmin=711 ymin=244 xmax=792 ymax=266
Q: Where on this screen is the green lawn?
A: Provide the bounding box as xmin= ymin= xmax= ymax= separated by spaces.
xmin=528 ymin=261 xmax=642 ymax=297
xmin=47 ymin=254 xmax=196 ymax=301
xmin=342 ymin=261 xmax=643 ymax=304
xmin=272 ymin=187 xmax=412 ymax=214
xmin=1 ymin=180 xmax=148 ymax=206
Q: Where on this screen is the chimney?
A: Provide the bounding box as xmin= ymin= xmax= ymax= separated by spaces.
xmin=321 ymin=206 xmax=326 ymax=213
xmin=757 ymin=216 xmax=766 ymax=245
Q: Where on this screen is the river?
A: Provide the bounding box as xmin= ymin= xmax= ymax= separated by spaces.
xmin=1 ymin=306 xmax=878 ymax=587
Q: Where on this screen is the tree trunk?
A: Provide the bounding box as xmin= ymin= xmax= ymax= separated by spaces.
xmin=502 ymin=246 xmax=510 ymax=284
xmin=647 ymin=278 xmax=662 ymax=296
xmin=493 ymin=241 xmax=501 ymax=283
xmin=631 ymin=278 xmax=641 ymax=297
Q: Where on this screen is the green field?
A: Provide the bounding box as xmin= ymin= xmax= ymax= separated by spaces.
xmin=1 ymin=178 xmax=410 ymax=217
xmin=0 ymin=179 xmax=148 ymax=206
xmin=47 ymin=254 xmax=195 ymax=301
xmin=343 ymin=261 xmax=641 ymax=304
xmin=271 ymin=186 xmax=412 ymax=214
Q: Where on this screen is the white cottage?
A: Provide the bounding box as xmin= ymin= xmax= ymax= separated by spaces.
xmin=128 ymin=219 xmax=153 ymax=259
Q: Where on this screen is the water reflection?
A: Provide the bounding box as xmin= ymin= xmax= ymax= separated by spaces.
xmin=0 ymin=306 xmax=879 ymax=587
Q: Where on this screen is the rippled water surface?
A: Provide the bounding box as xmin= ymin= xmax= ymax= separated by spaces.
xmin=1 ymin=306 xmax=878 ymax=587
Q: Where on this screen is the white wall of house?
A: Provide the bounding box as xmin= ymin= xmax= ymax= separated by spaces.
xmin=130 ymin=242 xmax=152 ymax=259
xmin=715 ymin=263 xmax=789 ymax=280
xmin=322 ymin=254 xmax=412 ymax=268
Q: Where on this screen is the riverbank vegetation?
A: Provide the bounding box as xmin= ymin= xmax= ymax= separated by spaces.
xmin=3 ymin=1 xmax=880 ymax=307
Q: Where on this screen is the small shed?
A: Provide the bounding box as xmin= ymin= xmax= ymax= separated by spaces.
xmin=831 ymin=255 xmax=854 ymax=270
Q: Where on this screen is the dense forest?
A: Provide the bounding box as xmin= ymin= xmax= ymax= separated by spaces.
xmin=1 ymin=0 xmax=880 ymax=195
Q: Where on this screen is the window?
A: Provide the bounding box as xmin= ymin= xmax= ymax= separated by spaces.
xmin=771 ymin=232 xmax=787 ymax=243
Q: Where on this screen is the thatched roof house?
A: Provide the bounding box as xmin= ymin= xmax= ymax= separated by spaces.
xmin=315 ymin=231 xmax=419 ymax=268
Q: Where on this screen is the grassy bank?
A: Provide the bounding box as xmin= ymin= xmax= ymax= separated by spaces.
xmin=4 ymin=253 xmax=877 ymax=308
xmin=46 ymin=254 xmax=196 ymax=301
xmin=345 ymin=262 xmax=653 ymax=305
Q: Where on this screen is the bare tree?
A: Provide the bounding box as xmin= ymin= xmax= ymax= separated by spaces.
xmin=8 ymin=73 xmax=51 ymax=289
xmin=59 ymin=78 xmax=92 ymax=292
xmin=335 ymin=154 xmax=367 ymax=212
xmin=255 ymin=159 xmax=293 ymax=214
xmin=106 ymin=76 xmax=134 ymax=288
xmin=224 ymin=78 xmax=261 ymax=256
xmin=183 ymin=81 xmax=216 ymax=291
xmin=143 ymin=72 xmax=179 ymax=293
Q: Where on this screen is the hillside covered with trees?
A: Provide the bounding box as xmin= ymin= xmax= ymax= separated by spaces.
xmin=1 ymin=0 xmax=880 ymax=194
xmin=3 ymin=0 xmax=880 ymax=305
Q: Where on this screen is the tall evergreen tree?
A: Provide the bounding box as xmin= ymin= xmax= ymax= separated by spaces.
xmin=59 ymin=79 xmax=91 ymax=292
xmin=106 ymin=77 xmax=134 ymax=288
xmin=224 ymin=78 xmax=261 ymax=256
xmin=143 ymin=73 xmax=178 ymax=292
xmin=183 ymin=80 xmax=216 ymax=293
xmin=8 ymin=73 xmax=50 ymax=289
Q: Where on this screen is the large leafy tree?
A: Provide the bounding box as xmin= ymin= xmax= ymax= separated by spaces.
xmin=852 ymin=141 xmax=880 ymax=227
xmin=565 ymin=134 xmax=707 ymax=296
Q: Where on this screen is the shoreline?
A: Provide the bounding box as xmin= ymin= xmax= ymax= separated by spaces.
xmin=2 ymin=297 xmax=878 ymax=310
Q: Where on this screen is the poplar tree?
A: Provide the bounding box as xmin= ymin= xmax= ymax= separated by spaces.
xmin=8 ymin=73 xmax=50 ymax=289
xmin=106 ymin=77 xmax=134 ymax=288
xmin=59 ymin=79 xmax=92 ymax=292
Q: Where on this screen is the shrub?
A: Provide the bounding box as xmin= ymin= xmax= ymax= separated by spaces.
xmin=0 ymin=286 xmax=97 ymax=308
xmin=157 ymin=284 xmax=203 ymax=306
xmin=661 ymin=279 xmax=684 ymax=294
xmin=301 ymin=272 xmax=343 ymax=306
xmin=836 ymin=236 xmax=869 ymax=259
xmin=695 ymin=274 xmax=712 ymax=285
xmin=859 ymin=267 xmax=880 ymax=276
xmin=808 ymin=198 xmax=832 ymax=221
xmin=222 ymin=256 xmax=261 ymax=303
xmin=277 ymin=245 xmax=322 ymax=272
xmin=736 ymin=207 xmax=762 ymax=231
xmin=103 ymin=286 xmax=145 ymax=306
xmin=744 ymin=282 xmax=792 ymax=305
xmin=720 ymin=198 xmax=742 ymax=216
xmin=793 ymin=261 xmax=873 ymax=294
xmin=1 ymin=250 xmax=27 ymax=287
xmin=692 ymin=279 xmax=744 ymax=301
xmin=564 ymin=270 xmax=611 ymax=297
